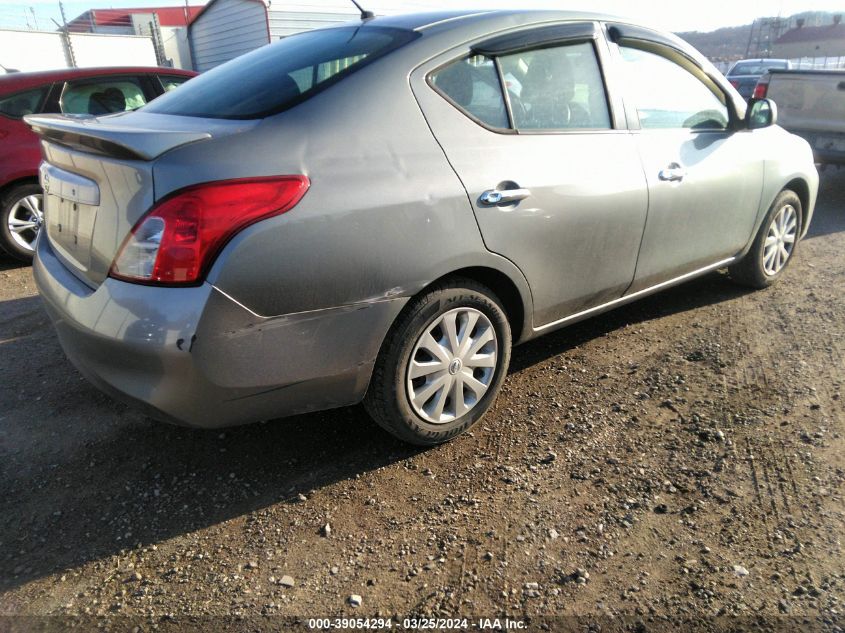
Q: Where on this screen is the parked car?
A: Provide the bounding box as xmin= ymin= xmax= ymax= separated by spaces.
xmin=726 ymin=58 xmax=790 ymax=99
xmin=27 ymin=12 xmax=818 ymax=445
xmin=0 ymin=66 xmax=196 ymax=261
xmin=755 ymin=68 xmax=845 ymax=166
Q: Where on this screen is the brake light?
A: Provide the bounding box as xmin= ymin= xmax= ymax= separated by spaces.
xmin=753 ymin=78 xmax=769 ymax=99
xmin=110 ymin=176 xmax=309 ymax=285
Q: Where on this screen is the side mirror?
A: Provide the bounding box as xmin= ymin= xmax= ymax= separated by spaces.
xmin=746 ymin=98 xmax=777 ymax=129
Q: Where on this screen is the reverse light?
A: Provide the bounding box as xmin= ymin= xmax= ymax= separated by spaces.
xmin=110 ymin=176 xmax=309 ymax=285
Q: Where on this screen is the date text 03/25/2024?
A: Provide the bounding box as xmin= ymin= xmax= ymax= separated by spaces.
xmin=306 ymin=618 xmax=527 ymax=630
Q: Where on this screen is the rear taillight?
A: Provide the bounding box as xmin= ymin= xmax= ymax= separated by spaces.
xmin=110 ymin=176 xmax=309 ymax=285
xmin=752 ymin=77 xmax=769 ymax=99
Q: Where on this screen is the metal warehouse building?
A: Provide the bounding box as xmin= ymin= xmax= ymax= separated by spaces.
xmin=188 ymin=0 xmax=420 ymax=72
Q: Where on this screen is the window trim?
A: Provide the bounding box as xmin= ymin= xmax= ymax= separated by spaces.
xmin=426 ymin=26 xmax=618 ymax=136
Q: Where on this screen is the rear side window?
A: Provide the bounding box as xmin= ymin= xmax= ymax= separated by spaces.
xmin=61 ymin=77 xmax=147 ymax=115
xmin=0 ymin=87 xmax=47 ymax=119
xmin=144 ymin=26 xmax=418 ymax=119
xmin=430 ymin=55 xmax=508 ymax=129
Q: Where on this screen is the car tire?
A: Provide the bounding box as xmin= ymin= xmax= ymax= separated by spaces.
xmin=729 ymin=189 xmax=802 ymax=289
xmin=364 ymin=278 xmax=512 ymax=446
xmin=1 ymin=183 xmax=44 ymax=263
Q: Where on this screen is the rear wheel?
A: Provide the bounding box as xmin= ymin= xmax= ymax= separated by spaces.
xmin=364 ymin=279 xmax=511 ymax=445
xmin=730 ymin=189 xmax=802 ymax=289
xmin=1 ymin=183 xmax=44 ymax=262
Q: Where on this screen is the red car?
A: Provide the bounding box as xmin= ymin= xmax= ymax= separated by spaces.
xmin=0 ymin=66 xmax=196 ymax=261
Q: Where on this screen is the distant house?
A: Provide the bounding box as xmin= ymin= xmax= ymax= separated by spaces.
xmin=772 ymin=15 xmax=845 ymax=59
xmin=66 ymin=6 xmax=203 ymax=69
xmin=188 ymin=0 xmax=418 ymax=72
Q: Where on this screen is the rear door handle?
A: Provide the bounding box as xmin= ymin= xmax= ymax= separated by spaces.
xmin=658 ymin=163 xmax=686 ymax=182
xmin=479 ymin=188 xmax=531 ymax=205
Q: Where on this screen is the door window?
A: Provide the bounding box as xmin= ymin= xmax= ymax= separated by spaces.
xmin=61 ymin=77 xmax=147 ymax=115
xmin=0 ymin=87 xmax=48 ymax=119
xmin=618 ymin=46 xmax=729 ymax=130
xmin=499 ymin=42 xmax=611 ymax=130
xmin=430 ymin=55 xmax=509 ymax=129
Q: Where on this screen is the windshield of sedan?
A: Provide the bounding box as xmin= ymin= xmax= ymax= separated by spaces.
xmin=144 ymin=26 xmax=418 ymax=119
xmin=727 ymin=60 xmax=788 ymax=76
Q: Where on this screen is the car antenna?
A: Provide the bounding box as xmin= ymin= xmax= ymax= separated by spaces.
xmin=349 ymin=0 xmax=374 ymax=19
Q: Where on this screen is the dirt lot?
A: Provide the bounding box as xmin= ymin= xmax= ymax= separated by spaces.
xmin=1 ymin=171 xmax=844 ymax=631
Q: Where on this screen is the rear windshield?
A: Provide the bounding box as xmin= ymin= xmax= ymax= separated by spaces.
xmin=728 ymin=61 xmax=787 ymax=76
xmin=144 ymin=26 xmax=417 ymax=119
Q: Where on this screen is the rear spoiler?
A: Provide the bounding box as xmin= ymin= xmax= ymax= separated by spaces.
xmin=24 ymin=113 xmax=212 ymax=161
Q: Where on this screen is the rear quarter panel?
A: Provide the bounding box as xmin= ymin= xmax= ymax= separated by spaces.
xmin=153 ymin=56 xmax=533 ymax=331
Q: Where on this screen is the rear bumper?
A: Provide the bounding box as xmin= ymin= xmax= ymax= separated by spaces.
xmin=33 ymin=236 xmax=407 ymax=428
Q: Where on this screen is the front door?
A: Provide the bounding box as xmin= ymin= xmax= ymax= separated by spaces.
xmin=610 ymin=39 xmax=764 ymax=292
xmin=412 ymin=26 xmax=649 ymax=327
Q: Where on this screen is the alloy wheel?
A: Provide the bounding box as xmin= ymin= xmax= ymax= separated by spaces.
xmin=406 ymin=307 xmax=498 ymax=424
xmin=762 ymin=203 xmax=797 ymax=276
xmin=7 ymin=193 xmax=44 ymax=252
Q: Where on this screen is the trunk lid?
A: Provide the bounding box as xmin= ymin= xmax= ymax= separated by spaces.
xmin=25 ymin=111 xmax=255 ymax=287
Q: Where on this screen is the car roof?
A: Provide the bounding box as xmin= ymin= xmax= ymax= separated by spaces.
xmin=0 ymin=66 xmax=196 ymax=94
xmin=366 ymin=9 xmax=622 ymax=31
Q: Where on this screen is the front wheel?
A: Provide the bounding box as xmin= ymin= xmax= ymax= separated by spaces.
xmin=364 ymin=279 xmax=512 ymax=445
xmin=730 ymin=189 xmax=802 ymax=289
xmin=1 ymin=183 xmax=44 ymax=262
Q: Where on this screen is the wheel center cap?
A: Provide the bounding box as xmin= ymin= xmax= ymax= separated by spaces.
xmin=449 ymin=358 xmax=463 ymax=375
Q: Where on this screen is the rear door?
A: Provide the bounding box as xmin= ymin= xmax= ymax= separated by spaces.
xmin=606 ymin=26 xmax=765 ymax=292
xmin=411 ymin=22 xmax=648 ymax=327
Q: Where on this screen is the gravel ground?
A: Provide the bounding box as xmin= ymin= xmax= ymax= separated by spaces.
xmin=0 ymin=171 xmax=843 ymax=631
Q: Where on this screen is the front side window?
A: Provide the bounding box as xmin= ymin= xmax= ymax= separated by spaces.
xmin=499 ymin=42 xmax=611 ymax=130
xmin=618 ymin=46 xmax=729 ymax=130
xmin=430 ymin=55 xmax=508 ymax=129
xmin=144 ymin=26 xmax=418 ymax=119
xmin=61 ymin=77 xmax=147 ymax=115
xmin=0 ymin=87 xmax=47 ymax=119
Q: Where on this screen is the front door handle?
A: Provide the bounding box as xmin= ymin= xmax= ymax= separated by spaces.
xmin=479 ymin=188 xmax=531 ymax=205
xmin=658 ymin=163 xmax=686 ymax=182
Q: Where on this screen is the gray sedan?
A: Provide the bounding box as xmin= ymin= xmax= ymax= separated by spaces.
xmin=27 ymin=11 xmax=818 ymax=445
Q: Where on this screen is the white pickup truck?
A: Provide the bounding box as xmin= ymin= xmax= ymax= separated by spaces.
xmin=756 ymin=69 xmax=845 ymax=166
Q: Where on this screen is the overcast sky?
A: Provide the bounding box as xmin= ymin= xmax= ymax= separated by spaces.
xmin=1 ymin=0 xmax=843 ymax=33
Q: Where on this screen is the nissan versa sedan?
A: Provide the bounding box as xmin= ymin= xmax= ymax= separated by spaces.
xmin=27 ymin=11 xmax=818 ymax=445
